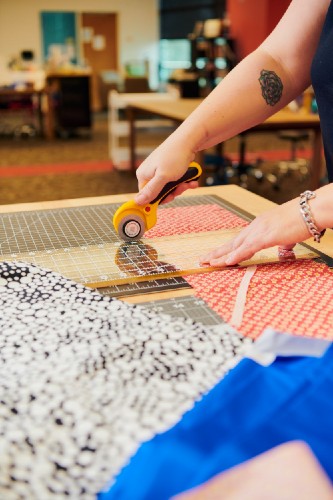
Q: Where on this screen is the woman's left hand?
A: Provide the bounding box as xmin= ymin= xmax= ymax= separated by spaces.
xmin=200 ymin=198 xmax=312 ymax=267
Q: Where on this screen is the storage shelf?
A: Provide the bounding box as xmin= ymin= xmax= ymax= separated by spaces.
xmin=189 ymin=35 xmax=236 ymax=96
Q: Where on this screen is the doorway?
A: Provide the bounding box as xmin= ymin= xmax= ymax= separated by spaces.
xmin=81 ymin=13 xmax=118 ymax=112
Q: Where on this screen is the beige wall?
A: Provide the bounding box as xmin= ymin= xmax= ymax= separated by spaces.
xmin=0 ymin=0 xmax=160 ymax=87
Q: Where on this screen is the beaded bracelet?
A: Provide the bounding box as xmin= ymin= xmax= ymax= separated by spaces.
xmin=299 ymin=190 xmax=325 ymax=243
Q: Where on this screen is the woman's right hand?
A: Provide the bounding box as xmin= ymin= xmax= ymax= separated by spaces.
xmin=134 ymin=136 xmax=197 ymax=206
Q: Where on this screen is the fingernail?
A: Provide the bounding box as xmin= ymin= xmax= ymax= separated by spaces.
xmin=199 ymin=261 xmax=210 ymax=267
xmin=224 ymin=254 xmax=234 ymax=265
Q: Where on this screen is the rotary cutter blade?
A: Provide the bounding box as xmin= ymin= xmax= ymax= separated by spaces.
xmin=113 ymin=161 xmax=202 ymax=241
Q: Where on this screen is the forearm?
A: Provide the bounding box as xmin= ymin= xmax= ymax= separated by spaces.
xmin=173 ymin=47 xmax=307 ymax=154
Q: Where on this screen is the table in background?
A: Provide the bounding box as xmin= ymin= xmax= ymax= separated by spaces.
xmin=127 ymin=99 xmax=322 ymax=190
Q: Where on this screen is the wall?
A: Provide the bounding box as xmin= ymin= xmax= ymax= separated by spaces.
xmin=266 ymin=0 xmax=292 ymax=34
xmin=227 ymin=0 xmax=291 ymax=60
xmin=0 ymin=0 xmax=160 ymax=87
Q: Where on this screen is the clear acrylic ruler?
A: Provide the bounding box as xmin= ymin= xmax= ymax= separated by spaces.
xmin=0 ymin=227 xmax=319 ymax=288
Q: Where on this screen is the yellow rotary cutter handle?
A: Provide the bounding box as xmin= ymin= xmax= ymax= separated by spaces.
xmin=113 ymin=161 xmax=202 ymax=241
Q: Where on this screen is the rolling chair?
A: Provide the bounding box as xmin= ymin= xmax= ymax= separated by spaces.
xmin=272 ymin=130 xmax=310 ymax=189
xmin=205 ymin=132 xmax=264 ymax=188
xmin=278 ymin=130 xmax=310 ymax=161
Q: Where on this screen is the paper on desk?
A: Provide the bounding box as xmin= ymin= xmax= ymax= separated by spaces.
xmin=240 ymin=328 xmax=332 ymax=366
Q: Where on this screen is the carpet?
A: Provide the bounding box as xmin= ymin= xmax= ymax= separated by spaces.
xmin=0 ymin=160 xmax=114 ymax=178
xmin=0 ymin=148 xmax=315 ymax=179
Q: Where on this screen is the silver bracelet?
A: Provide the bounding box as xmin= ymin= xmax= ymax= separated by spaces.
xmin=299 ymin=190 xmax=325 ymax=243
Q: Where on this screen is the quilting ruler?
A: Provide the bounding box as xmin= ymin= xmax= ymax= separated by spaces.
xmin=0 ymin=195 xmax=320 ymax=289
xmin=99 ymin=276 xmax=191 ymax=298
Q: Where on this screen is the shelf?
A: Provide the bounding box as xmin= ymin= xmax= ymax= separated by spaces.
xmin=188 ymin=35 xmax=236 ymax=96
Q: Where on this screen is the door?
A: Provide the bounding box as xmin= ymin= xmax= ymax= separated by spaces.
xmin=81 ymin=13 xmax=118 ymax=112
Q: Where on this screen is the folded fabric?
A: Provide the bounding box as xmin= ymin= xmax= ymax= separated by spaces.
xmin=0 ymin=261 xmax=249 ymax=499
xmin=242 ymin=328 xmax=332 ymax=366
xmin=101 ymin=344 xmax=333 ymax=500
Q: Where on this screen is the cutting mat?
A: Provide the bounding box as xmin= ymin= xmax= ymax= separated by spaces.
xmin=0 ymin=195 xmax=319 ymax=288
xmin=0 ymin=195 xmax=247 ymax=254
xmin=138 ymin=295 xmax=228 ymax=326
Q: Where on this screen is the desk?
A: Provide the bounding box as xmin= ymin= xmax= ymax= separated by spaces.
xmin=1 ymin=184 xmax=332 ymax=307
xmin=127 ymin=99 xmax=322 ymax=190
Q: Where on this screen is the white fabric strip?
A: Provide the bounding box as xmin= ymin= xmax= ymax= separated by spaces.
xmin=231 ymin=265 xmax=258 ymax=329
xmin=242 ymin=328 xmax=332 ymax=366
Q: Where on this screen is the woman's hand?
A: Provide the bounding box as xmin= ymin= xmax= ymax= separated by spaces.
xmin=134 ymin=135 xmax=197 ymax=206
xmin=200 ymin=198 xmax=312 ymax=266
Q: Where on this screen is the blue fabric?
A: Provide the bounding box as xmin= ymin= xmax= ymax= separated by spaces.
xmin=98 ymin=345 xmax=333 ymax=500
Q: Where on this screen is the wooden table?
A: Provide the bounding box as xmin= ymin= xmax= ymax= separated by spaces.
xmin=127 ymin=99 xmax=322 ymax=190
xmin=1 ymin=185 xmax=331 ymax=306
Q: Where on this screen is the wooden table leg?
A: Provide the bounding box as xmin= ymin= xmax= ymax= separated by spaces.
xmin=127 ymin=106 xmax=136 ymax=172
xmin=42 ymin=91 xmax=55 ymax=140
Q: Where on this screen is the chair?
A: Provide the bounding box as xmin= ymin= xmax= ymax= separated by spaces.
xmin=123 ymin=77 xmax=150 ymax=93
xmin=278 ymin=130 xmax=310 ymax=161
xmin=204 ymin=133 xmax=265 ymax=189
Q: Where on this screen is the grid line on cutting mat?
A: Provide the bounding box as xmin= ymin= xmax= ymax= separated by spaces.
xmin=138 ymin=295 xmax=227 ymax=326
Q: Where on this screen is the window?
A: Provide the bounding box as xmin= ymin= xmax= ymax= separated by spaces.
xmin=159 ymin=39 xmax=191 ymax=82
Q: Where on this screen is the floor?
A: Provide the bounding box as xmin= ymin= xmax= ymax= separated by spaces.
xmin=0 ymin=111 xmax=317 ymax=206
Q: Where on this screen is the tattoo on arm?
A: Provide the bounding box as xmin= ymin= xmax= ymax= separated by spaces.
xmin=259 ymin=69 xmax=283 ymax=106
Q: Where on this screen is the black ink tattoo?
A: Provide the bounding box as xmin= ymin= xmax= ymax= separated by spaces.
xmin=259 ymin=69 xmax=283 ymax=106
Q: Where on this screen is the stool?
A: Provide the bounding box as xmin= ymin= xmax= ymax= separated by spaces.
xmin=278 ymin=130 xmax=310 ymax=160
xmin=231 ymin=132 xmax=264 ymax=189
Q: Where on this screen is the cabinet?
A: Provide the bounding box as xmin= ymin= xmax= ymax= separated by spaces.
xmin=189 ymin=35 xmax=236 ymax=96
xmin=46 ymin=73 xmax=92 ymax=137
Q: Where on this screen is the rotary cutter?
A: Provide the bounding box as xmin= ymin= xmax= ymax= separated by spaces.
xmin=113 ymin=161 xmax=202 ymax=241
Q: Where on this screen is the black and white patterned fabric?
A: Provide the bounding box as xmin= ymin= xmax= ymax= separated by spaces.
xmin=0 ymin=262 xmax=251 ymax=499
